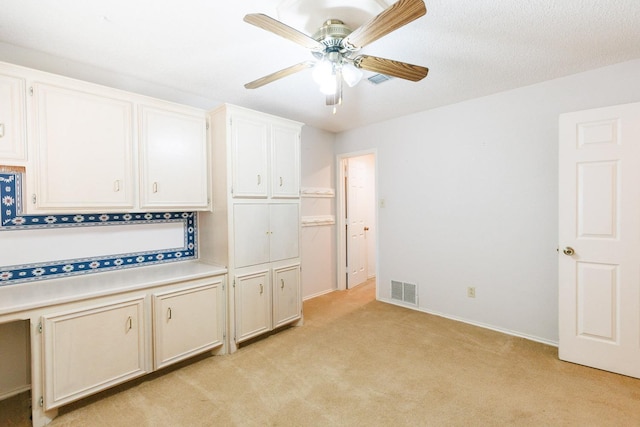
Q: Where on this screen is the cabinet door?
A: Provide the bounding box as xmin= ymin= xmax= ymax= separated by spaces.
xmin=152 ymin=280 xmax=224 ymax=369
xmin=231 ymin=115 xmax=268 ymax=198
xmin=42 ymin=297 xmax=146 ymax=410
xmin=33 ymin=83 xmax=134 ymax=210
xmin=0 ymin=73 xmax=26 ymax=160
xmin=235 ymin=270 xmax=271 ymax=342
xmin=270 ymin=123 xmax=300 ymax=198
xmin=269 ymin=203 xmax=300 ymax=262
xmin=273 ymin=265 xmax=301 ymax=328
xmin=139 ymin=105 xmax=208 ymax=210
xmin=233 ymin=204 xmax=270 ymax=268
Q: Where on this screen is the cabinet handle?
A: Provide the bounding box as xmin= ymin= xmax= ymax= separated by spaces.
xmin=114 ymin=180 xmax=120 ymax=192
xmin=0 ymin=123 xmax=4 ymax=138
xmin=281 ymin=278 xmax=285 ymax=289
xmin=126 ymin=316 xmax=133 ymax=331
xmin=280 ymin=177 xmax=283 ymax=187
xmin=167 ymin=307 xmax=172 ymax=320
xmin=257 ymin=174 xmax=261 ymax=185
xmin=259 ymin=283 xmax=264 ymax=295
xmin=153 ymin=182 xmax=158 ymax=193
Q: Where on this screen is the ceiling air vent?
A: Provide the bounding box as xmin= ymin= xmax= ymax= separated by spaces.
xmin=368 ymin=74 xmax=392 ymax=85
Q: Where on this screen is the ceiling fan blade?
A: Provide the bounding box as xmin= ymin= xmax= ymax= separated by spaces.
xmin=244 ymin=13 xmax=324 ymax=51
xmin=245 ymin=61 xmax=315 ymax=89
xmin=355 ymin=55 xmax=428 ymax=82
xmin=343 ymin=0 xmax=426 ymax=50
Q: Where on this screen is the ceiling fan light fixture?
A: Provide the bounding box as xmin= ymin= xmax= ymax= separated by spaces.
xmin=342 ymin=62 xmax=363 ymax=87
xmin=312 ymin=58 xmax=334 ymax=86
xmin=318 ymin=74 xmax=339 ymax=95
xmin=243 ymin=0 xmax=429 ymax=108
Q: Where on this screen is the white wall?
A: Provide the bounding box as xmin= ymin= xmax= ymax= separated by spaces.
xmin=300 ymin=126 xmax=337 ymax=299
xmin=334 ymin=59 xmax=640 ymax=344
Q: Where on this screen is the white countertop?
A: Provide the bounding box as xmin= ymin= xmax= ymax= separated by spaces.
xmin=0 ymin=261 xmax=227 ymax=316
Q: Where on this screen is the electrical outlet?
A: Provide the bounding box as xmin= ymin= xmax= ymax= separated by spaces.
xmin=467 ymin=287 xmax=476 ymax=298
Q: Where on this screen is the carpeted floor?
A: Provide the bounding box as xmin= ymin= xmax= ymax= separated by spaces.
xmin=2 ymin=279 xmax=639 ymax=426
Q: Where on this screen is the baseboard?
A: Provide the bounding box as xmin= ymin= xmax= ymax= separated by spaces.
xmin=303 ymin=288 xmax=335 ymax=301
xmin=379 ymin=297 xmax=559 ymax=347
xmin=0 ymin=384 xmax=30 ymax=401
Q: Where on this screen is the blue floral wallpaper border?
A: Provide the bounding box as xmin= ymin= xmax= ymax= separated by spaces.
xmin=0 ymin=172 xmax=197 ymax=286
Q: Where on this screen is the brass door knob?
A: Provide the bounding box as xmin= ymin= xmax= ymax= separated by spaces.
xmin=364 ymin=226 xmax=370 ymax=231
xmin=563 ymin=247 xmax=575 ymax=256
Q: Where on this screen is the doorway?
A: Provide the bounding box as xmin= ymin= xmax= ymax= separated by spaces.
xmin=337 ymin=151 xmax=377 ymax=292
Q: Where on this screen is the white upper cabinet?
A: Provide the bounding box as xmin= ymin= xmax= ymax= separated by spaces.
xmin=0 ymin=59 xmax=211 ymax=214
xmin=32 ymin=82 xmax=135 ymax=211
xmin=0 ymin=72 xmax=26 ymax=161
xmin=228 ymin=106 xmax=301 ymax=199
xmin=139 ymin=104 xmax=208 ymax=210
xmin=271 ymin=123 xmax=300 ymax=198
xmin=231 ymin=114 xmax=269 ymax=198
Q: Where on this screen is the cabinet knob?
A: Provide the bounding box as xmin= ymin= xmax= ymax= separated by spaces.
xmin=114 ymin=180 xmax=121 ymax=192
xmin=153 ymin=182 xmax=158 ymax=193
xmin=279 ymin=177 xmax=283 ymax=187
xmin=0 ymin=123 xmax=4 ymax=138
xmin=281 ymin=279 xmax=285 ymax=289
xmin=259 ymin=283 xmax=264 ymax=295
xmin=126 ymin=316 xmax=133 ymax=331
xmin=167 ymin=307 xmax=172 ymax=320
xmin=257 ymin=174 xmax=261 ymax=185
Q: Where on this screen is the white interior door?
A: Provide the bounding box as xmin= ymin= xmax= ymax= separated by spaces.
xmin=346 ymin=157 xmax=368 ymax=288
xmin=558 ymin=102 xmax=640 ymax=379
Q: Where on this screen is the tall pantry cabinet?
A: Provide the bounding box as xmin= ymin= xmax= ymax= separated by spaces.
xmin=200 ymin=104 xmax=302 ymax=352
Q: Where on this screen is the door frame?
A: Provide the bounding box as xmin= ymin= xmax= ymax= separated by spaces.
xmin=336 ymin=149 xmax=378 ymax=292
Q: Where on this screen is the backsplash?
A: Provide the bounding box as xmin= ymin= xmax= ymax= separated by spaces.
xmin=0 ymin=172 xmax=197 ymax=286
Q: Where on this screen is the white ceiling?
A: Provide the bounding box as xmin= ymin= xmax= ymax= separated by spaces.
xmin=1 ymin=0 xmax=640 ymax=133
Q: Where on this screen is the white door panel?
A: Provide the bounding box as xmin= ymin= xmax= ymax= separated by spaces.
xmin=234 ymin=204 xmax=269 ymax=268
xmin=271 ymin=124 xmax=300 ymax=198
xmin=559 ymin=102 xmax=640 ymax=379
xmin=231 ymin=116 xmax=268 ymax=198
xmin=347 ymin=157 xmax=367 ymax=288
xmin=269 ymin=203 xmax=299 ymax=262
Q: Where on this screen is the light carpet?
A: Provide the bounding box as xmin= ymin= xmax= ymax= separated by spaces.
xmin=2 ymin=279 xmax=639 ymax=426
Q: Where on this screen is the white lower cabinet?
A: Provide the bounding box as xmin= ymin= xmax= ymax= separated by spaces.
xmin=273 ymin=265 xmax=301 ymax=329
xmin=152 ymin=281 xmax=224 ymax=369
xmin=42 ymin=297 xmax=147 ymax=410
xmin=235 ymin=270 xmax=271 ymax=342
xmin=235 ymin=264 xmax=301 ymax=344
xmin=39 ymin=274 xmax=226 ymax=411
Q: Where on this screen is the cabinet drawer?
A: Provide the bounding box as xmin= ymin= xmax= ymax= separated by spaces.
xmin=42 ymin=297 xmax=147 ymax=409
xmin=152 ymin=281 xmax=224 ymax=369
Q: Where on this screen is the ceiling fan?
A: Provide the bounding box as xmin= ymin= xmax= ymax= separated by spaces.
xmin=243 ymin=0 xmax=429 ymax=110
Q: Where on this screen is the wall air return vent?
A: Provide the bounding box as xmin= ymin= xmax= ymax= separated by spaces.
xmin=391 ymin=280 xmax=418 ymax=306
xmin=368 ymin=74 xmax=392 ymax=85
